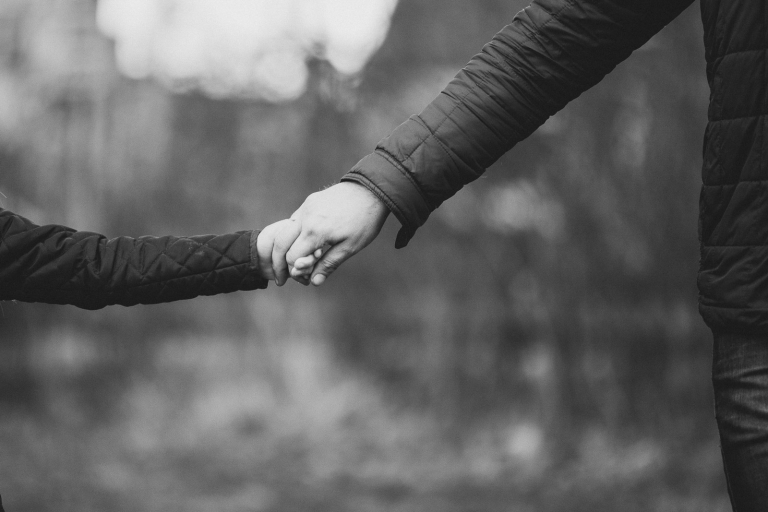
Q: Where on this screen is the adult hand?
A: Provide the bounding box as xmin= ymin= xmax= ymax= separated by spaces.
xmin=272 ymin=182 xmax=390 ymax=286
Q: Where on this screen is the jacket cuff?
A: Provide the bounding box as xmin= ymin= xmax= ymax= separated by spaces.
xmin=249 ymin=229 xmax=268 ymax=285
xmin=341 ymin=151 xmax=432 ymax=248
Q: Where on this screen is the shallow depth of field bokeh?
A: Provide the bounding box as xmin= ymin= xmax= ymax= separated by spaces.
xmin=0 ymin=1 xmax=729 ymax=511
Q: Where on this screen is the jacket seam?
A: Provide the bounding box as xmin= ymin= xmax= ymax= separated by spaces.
xmin=400 ymin=85 xmax=481 ymax=171
xmin=710 ymin=114 xmax=768 ymax=123
xmin=700 ymin=304 xmax=768 ymax=311
xmin=703 ymin=245 xmax=768 ymax=248
xmin=11 ymin=259 xmax=257 ymax=295
xmin=702 ymin=180 xmax=768 ymax=186
xmin=508 ymin=0 xmax=579 ymax=49
xmin=475 ymin=49 xmax=539 ymax=134
xmin=344 ymin=171 xmax=414 ymax=230
xmin=374 ymin=148 xmax=433 ymax=209
xmin=426 ymin=116 xmax=486 ymax=183
xmin=707 ymin=48 xmax=768 ymax=63
xmin=762 ymin=22 xmax=765 ymax=207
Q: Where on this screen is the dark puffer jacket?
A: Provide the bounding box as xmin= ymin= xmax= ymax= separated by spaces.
xmin=0 ymin=208 xmax=268 ymax=309
xmin=343 ymin=0 xmax=764 ymax=333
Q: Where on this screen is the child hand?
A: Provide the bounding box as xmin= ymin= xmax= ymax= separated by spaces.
xmin=290 ymin=248 xmax=324 ymax=280
xmin=257 ymin=220 xmax=320 ymax=286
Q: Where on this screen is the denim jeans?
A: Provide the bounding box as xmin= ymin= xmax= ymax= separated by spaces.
xmin=713 ymin=331 xmax=768 ymax=511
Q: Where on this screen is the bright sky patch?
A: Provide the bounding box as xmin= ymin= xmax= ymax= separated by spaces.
xmin=96 ymin=0 xmax=399 ymax=101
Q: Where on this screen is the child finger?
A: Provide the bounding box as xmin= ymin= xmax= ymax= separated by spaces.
xmin=290 ymin=265 xmax=312 ymax=278
xmin=293 ymin=254 xmax=317 ymax=270
xmin=285 ymin=234 xmax=322 ymax=269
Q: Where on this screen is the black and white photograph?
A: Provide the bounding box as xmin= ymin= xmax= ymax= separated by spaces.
xmin=0 ymin=0 xmax=757 ymax=510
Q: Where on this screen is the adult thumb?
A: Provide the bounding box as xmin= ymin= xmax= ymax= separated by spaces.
xmin=310 ymin=243 xmax=352 ymax=286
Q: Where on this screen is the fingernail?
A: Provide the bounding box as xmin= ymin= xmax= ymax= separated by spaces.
xmin=312 ymin=274 xmax=326 ymax=286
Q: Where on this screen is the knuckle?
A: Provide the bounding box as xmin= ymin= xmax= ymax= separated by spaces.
xmin=273 ymin=239 xmax=289 ymax=254
xmin=323 ymin=258 xmax=342 ymax=272
xmin=304 ymin=226 xmax=320 ymax=239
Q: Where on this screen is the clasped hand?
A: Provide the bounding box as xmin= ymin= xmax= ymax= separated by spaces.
xmin=256 ymin=182 xmax=389 ymax=287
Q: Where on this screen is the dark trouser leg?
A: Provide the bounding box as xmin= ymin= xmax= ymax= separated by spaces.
xmin=713 ymin=331 xmax=768 ymax=511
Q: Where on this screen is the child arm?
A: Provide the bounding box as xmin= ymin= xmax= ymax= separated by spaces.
xmin=0 ymin=208 xmax=268 ymax=309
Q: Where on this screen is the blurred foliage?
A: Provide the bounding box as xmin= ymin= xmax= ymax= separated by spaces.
xmin=0 ymin=1 xmax=728 ymax=511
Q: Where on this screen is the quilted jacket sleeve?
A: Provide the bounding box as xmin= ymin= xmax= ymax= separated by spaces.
xmin=0 ymin=208 xmax=268 ymax=310
xmin=342 ymin=0 xmax=694 ymax=248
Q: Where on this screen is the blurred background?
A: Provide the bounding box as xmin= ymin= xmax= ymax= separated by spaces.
xmin=0 ymin=0 xmax=727 ymax=511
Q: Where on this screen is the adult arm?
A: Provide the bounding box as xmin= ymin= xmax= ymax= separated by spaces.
xmin=343 ymin=0 xmax=695 ymax=248
xmin=0 ymin=208 xmax=268 ymax=309
xmin=279 ymin=0 xmax=695 ymax=285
